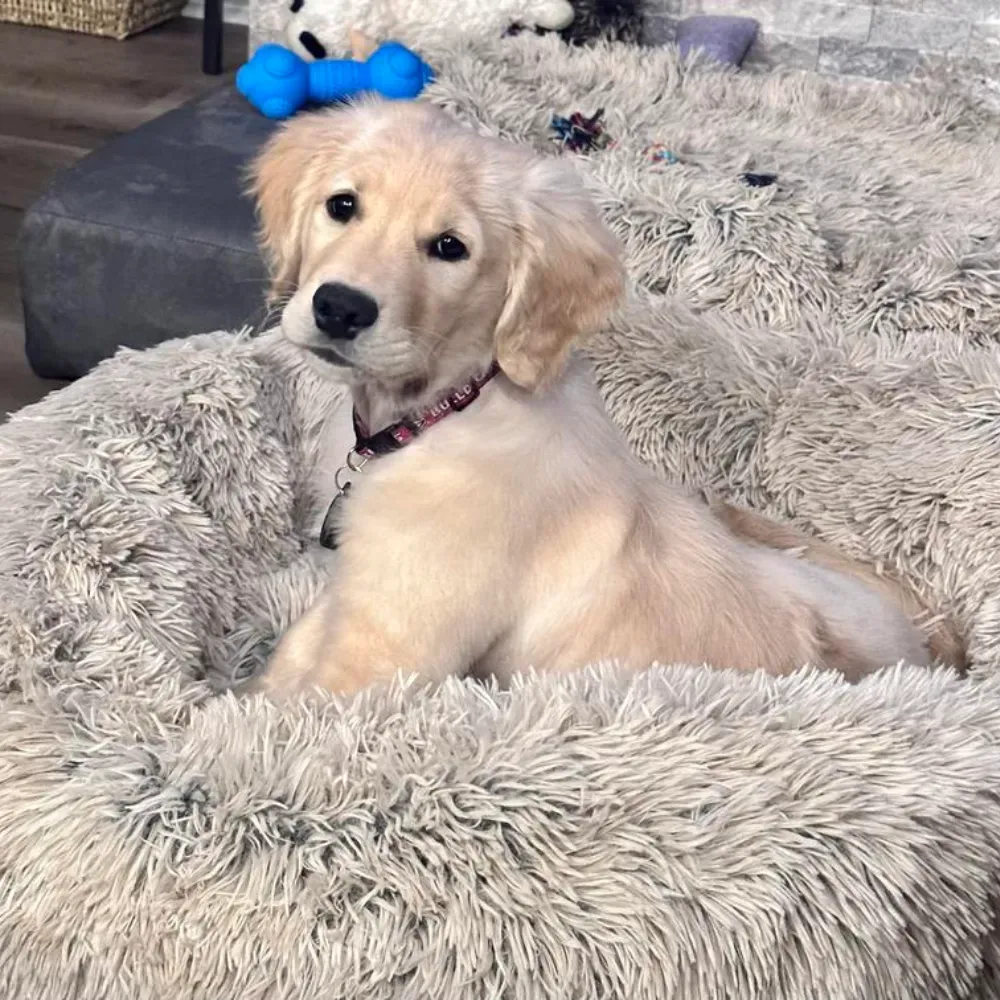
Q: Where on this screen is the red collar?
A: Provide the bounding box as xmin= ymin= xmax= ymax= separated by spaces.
xmin=319 ymin=362 xmax=501 ymax=550
xmin=352 ymin=361 xmax=501 ymax=458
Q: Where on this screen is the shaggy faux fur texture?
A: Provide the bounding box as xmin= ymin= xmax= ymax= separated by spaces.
xmin=426 ymin=36 xmax=1000 ymax=341
xmin=3 ymin=36 xmax=1000 ymax=999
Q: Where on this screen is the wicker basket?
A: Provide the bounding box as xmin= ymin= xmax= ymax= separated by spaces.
xmin=0 ymin=0 xmax=185 ymax=38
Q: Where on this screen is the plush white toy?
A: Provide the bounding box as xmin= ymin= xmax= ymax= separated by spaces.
xmin=284 ymin=0 xmax=576 ymax=61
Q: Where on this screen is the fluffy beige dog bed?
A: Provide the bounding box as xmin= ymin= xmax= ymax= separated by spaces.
xmin=2 ymin=36 xmax=1000 ymax=999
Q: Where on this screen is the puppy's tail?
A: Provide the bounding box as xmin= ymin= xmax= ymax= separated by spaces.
xmin=708 ymin=499 xmax=967 ymax=673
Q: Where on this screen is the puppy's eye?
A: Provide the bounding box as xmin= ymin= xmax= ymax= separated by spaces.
xmin=429 ymin=233 xmax=468 ymax=262
xmin=326 ymin=193 xmax=356 ymax=223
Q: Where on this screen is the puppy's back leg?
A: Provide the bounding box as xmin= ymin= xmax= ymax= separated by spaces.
xmin=710 ymin=499 xmax=966 ymax=673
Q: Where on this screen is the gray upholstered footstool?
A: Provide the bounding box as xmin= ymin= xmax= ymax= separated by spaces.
xmin=19 ymin=87 xmax=276 ymax=379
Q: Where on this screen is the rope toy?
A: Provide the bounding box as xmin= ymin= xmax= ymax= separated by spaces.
xmin=550 ymin=109 xmax=612 ymax=153
xmin=646 ymin=143 xmax=679 ymax=165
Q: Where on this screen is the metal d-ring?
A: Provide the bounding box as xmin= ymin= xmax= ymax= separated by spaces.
xmin=333 ymin=451 xmax=369 ymax=494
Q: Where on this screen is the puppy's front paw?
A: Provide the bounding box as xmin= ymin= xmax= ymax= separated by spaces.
xmin=236 ymin=667 xmax=285 ymax=699
xmin=243 ymin=644 xmax=314 ymax=698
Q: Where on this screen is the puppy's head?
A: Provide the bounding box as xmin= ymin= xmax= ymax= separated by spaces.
xmin=250 ymin=101 xmax=623 ymax=393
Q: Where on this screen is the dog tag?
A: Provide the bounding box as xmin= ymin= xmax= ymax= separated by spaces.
xmin=320 ymin=484 xmax=350 ymax=550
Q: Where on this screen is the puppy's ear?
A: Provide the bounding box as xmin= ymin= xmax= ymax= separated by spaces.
xmin=248 ymin=108 xmax=363 ymax=301
xmin=494 ymin=156 xmax=624 ymax=391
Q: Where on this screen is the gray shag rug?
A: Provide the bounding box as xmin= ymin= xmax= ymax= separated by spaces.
xmin=3 ymin=36 xmax=1000 ymax=1000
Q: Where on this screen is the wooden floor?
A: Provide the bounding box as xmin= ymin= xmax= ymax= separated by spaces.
xmin=0 ymin=16 xmax=248 ymax=419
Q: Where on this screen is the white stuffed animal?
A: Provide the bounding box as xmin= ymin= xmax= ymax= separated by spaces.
xmin=284 ymin=0 xmax=576 ymax=61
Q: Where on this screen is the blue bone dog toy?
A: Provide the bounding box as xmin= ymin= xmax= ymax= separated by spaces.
xmin=237 ymin=41 xmax=434 ymax=120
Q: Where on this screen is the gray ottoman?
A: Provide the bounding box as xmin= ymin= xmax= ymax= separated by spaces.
xmin=19 ymin=87 xmax=277 ymax=380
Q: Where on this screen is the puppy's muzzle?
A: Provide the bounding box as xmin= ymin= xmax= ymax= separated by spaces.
xmin=312 ymin=283 xmax=379 ymax=340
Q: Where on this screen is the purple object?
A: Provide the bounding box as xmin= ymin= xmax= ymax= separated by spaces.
xmin=236 ymin=42 xmax=434 ymax=120
xmin=675 ymin=15 xmax=759 ymax=67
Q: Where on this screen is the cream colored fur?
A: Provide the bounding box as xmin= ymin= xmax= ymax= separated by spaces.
xmin=250 ymin=101 xmax=948 ymax=697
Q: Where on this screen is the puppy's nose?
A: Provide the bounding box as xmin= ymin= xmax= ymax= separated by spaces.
xmin=312 ymin=283 xmax=379 ymax=340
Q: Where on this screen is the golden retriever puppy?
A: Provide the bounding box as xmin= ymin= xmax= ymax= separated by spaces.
xmin=249 ymin=100 xmax=961 ymax=696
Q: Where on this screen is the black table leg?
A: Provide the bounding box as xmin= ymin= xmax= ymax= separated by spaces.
xmin=202 ymin=0 xmax=224 ymax=75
